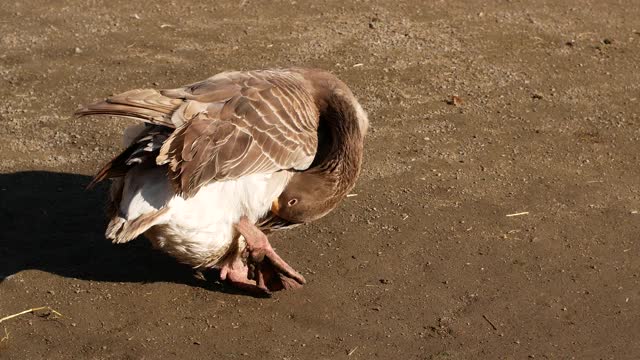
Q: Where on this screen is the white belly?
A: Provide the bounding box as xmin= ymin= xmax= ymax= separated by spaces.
xmin=119 ymin=168 xmax=291 ymax=268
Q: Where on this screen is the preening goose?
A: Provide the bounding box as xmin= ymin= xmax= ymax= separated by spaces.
xmin=75 ymin=68 xmax=368 ymax=295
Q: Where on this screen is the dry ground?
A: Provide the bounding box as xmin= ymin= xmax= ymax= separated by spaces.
xmin=1 ymin=0 xmax=640 ymax=359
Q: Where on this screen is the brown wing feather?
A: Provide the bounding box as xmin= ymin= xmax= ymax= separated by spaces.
xmin=76 ymin=69 xmax=320 ymax=197
xmin=157 ymin=70 xmax=320 ymax=197
xmin=86 ymin=144 xmax=138 ymax=189
xmin=87 ymin=127 xmax=169 ymax=189
xmin=75 ymin=89 xmax=183 ymax=127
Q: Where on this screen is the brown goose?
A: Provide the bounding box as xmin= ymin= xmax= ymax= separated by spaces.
xmin=75 ymin=68 xmax=368 ymax=295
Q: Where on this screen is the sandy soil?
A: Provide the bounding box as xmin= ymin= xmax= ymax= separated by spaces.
xmin=1 ymin=0 xmax=640 ymax=358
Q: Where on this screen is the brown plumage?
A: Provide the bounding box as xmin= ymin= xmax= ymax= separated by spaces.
xmin=75 ymin=68 xmax=368 ymax=294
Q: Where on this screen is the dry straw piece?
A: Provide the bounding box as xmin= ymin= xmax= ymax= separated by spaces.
xmin=506 ymin=211 xmax=529 ymax=217
xmin=0 ymin=307 xmax=64 ymax=324
xmin=0 ymin=327 xmax=8 ymax=344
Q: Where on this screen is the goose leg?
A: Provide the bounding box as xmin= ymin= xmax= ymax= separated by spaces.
xmin=235 ymin=216 xmax=306 ymax=291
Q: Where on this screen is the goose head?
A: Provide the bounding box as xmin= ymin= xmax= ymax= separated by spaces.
xmin=271 ymin=171 xmax=341 ymax=223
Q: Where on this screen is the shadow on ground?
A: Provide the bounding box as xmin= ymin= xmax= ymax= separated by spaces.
xmin=0 ymin=171 xmax=228 ymax=291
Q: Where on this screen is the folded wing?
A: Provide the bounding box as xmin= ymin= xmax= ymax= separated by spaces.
xmin=76 ymin=70 xmax=320 ymax=197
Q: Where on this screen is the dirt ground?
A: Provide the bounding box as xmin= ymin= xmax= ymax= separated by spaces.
xmin=1 ymin=0 xmax=639 ymax=358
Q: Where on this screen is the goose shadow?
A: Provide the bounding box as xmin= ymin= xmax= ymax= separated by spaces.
xmin=0 ymin=171 xmax=237 ymax=293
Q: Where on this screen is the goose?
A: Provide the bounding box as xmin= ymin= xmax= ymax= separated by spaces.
xmin=75 ymin=68 xmax=368 ymax=295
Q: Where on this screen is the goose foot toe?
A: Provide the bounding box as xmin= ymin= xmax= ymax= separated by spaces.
xmin=219 ymin=257 xmax=271 ymax=297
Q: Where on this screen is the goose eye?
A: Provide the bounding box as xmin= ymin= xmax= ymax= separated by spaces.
xmin=287 ymin=198 xmax=298 ymax=207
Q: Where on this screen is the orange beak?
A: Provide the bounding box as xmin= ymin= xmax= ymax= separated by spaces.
xmin=271 ymin=199 xmax=280 ymax=214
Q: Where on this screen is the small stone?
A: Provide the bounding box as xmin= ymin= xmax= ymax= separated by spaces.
xmin=446 ymin=95 xmax=464 ymax=106
xmin=75 ymin=47 xmax=82 ymax=54
xmin=369 ymin=16 xmax=380 ymax=29
xmin=603 ymin=38 xmax=613 ymax=45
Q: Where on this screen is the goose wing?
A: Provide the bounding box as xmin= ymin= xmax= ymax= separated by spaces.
xmin=77 ymin=70 xmax=320 ymax=197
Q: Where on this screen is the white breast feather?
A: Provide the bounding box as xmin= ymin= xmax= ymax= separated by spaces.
xmin=117 ymin=167 xmax=291 ymax=268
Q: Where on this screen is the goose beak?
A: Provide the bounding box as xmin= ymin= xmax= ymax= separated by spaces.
xmin=271 ymin=199 xmax=280 ymax=214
